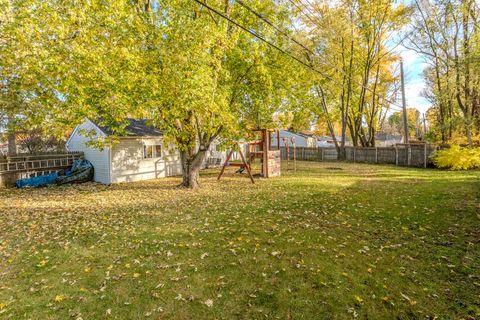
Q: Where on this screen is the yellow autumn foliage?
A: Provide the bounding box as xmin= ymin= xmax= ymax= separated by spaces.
xmin=433 ymin=145 xmax=480 ymax=170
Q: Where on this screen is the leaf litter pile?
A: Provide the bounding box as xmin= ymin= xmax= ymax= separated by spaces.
xmin=0 ymin=162 xmax=479 ymax=319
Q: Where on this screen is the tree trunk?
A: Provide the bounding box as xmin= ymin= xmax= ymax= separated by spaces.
xmin=339 ymin=35 xmax=354 ymax=160
xmin=7 ymin=132 xmax=16 ymax=156
xmin=462 ymin=5 xmax=472 ymax=146
xmin=315 ymin=85 xmax=340 ymax=154
xmin=180 ymin=149 xmax=207 ymax=189
xmin=182 ymin=165 xmax=201 ymax=189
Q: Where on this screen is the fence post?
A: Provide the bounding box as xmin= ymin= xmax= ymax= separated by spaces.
xmin=375 ymin=147 xmax=378 ymax=163
xmin=424 ymin=144 xmax=427 ymax=168
xmin=321 ymin=148 xmax=324 ymax=161
xmin=407 ymin=144 xmax=412 ymax=166
xmin=395 ymin=145 xmax=398 ymax=166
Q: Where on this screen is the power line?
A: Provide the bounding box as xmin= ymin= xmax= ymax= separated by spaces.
xmin=287 ymin=1 xmax=409 ymax=115
xmin=249 ymin=0 xmax=405 ymax=112
xmin=236 ymin=0 xmax=315 ymax=55
xmin=297 ymin=0 xmax=318 ymax=19
xmin=192 ymin=0 xmax=334 ymax=79
xmin=236 ymin=0 xmax=341 ymax=75
xmin=287 ymin=0 xmax=407 ymax=111
xmin=193 ymin=0 xmax=404 ymax=113
xmin=293 ymin=0 xmax=398 ymax=67
xmin=288 ymin=0 xmax=318 ymax=26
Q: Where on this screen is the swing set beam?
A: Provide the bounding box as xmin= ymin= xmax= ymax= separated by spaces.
xmin=217 ymin=143 xmax=255 ymax=184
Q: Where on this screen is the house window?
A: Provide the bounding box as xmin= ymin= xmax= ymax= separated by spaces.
xmin=155 ymin=145 xmax=162 ymax=157
xmin=144 ymin=144 xmax=162 ymax=159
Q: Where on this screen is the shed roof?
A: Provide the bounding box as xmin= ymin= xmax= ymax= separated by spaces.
xmin=91 ymin=118 xmax=163 ymax=137
xmin=375 ymin=132 xmax=402 ymax=141
xmin=280 ymin=130 xmax=313 ymax=139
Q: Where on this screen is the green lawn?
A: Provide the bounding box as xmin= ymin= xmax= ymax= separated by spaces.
xmin=0 ymin=162 xmax=479 ymax=319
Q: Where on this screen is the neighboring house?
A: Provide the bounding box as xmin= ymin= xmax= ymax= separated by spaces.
xmin=0 ymin=143 xmax=7 ymax=156
xmin=375 ymin=133 xmax=403 ymax=147
xmin=204 ymin=142 xmax=232 ymax=167
xmin=0 ymin=133 xmax=7 ymax=155
xmin=316 ymin=135 xmax=347 ymax=148
xmin=271 ymin=130 xmax=317 ymax=148
xmin=66 ymin=118 xmax=223 ymax=184
xmin=0 ymin=131 xmax=6 ymax=155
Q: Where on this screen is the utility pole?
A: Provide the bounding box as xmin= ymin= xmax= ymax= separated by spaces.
xmin=400 ymin=60 xmax=409 ymax=144
xmin=6 ymin=115 xmax=17 ymax=156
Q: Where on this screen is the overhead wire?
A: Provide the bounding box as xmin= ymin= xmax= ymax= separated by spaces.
xmin=192 ymin=0 xmax=334 ymax=80
xmin=262 ymin=0 xmax=407 ymax=111
xmin=193 ymin=0 xmax=405 ymax=112
xmin=287 ymin=0 xmax=407 ymax=111
xmin=236 ymin=0 xmax=315 ymax=55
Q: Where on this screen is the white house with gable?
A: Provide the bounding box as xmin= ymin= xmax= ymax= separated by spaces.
xmin=66 ymin=118 xmax=224 ymax=184
xmin=271 ymin=130 xmax=317 ymax=148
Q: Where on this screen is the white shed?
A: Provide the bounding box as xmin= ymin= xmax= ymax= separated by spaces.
xmin=375 ymin=133 xmax=403 ymax=147
xmin=271 ymin=130 xmax=317 ymax=148
xmin=66 ymin=118 xmax=211 ymax=184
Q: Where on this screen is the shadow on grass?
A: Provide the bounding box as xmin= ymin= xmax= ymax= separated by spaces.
xmin=1 ymin=162 xmax=479 ymax=319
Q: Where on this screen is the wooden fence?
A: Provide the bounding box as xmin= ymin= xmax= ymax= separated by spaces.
xmin=0 ymin=152 xmax=84 ymax=187
xmin=280 ymin=146 xmax=338 ymax=161
xmin=279 ymin=143 xmax=437 ymax=168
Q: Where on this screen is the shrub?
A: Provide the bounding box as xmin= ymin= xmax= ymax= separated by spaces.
xmin=433 ymin=145 xmax=480 ymax=170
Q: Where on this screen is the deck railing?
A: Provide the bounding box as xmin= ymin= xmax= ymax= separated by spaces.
xmin=0 ymin=152 xmax=84 ymax=186
xmin=0 ymin=152 xmax=84 ymax=173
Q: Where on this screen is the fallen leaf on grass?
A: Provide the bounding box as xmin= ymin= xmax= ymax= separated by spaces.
xmin=401 ymin=293 xmax=417 ymax=305
xmin=204 ymin=299 xmax=214 ymax=307
xmin=37 ymin=259 xmax=47 ymax=267
xmin=175 ymin=293 xmax=184 ymax=301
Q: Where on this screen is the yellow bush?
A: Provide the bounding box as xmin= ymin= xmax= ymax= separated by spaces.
xmin=450 ymin=131 xmax=480 ymax=146
xmin=433 ymin=145 xmax=480 ymax=170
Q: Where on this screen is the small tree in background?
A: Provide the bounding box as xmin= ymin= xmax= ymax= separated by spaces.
xmin=17 ymin=129 xmax=65 ymax=154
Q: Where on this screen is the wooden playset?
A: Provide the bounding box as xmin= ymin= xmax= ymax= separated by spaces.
xmin=217 ymin=129 xmax=281 ymax=184
xmin=282 ymin=136 xmax=297 ymax=172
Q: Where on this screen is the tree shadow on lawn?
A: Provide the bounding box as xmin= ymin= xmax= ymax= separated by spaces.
xmin=1 ymin=169 xmax=479 ymax=319
xmin=300 ymin=167 xmax=478 ymax=181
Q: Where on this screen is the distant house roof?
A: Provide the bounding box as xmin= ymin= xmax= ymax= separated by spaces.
xmin=283 ymin=130 xmax=314 ymax=139
xmin=91 ymin=118 xmax=163 ymax=137
xmin=316 ymin=135 xmax=345 ymax=141
xmin=375 ymin=133 xmax=402 ymax=141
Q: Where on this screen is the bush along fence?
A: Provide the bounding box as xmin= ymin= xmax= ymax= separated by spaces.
xmin=0 ymin=152 xmax=84 ymax=187
xmin=279 ymin=143 xmax=438 ymax=168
